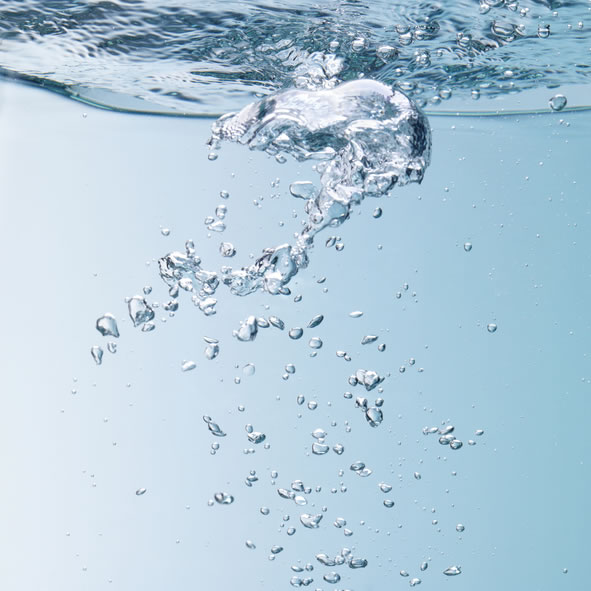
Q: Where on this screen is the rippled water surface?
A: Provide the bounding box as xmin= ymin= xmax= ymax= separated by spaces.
xmin=1 ymin=0 xmax=590 ymax=114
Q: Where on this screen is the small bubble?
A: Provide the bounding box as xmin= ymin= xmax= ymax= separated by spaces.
xmin=245 ymin=540 xmax=256 ymax=549
xmin=128 ymin=296 xmax=155 ymax=328
xmin=464 ymin=242 xmax=472 ymax=252
xmin=383 ymin=499 xmax=395 ymax=508
xmin=268 ymin=316 xmax=285 ymax=330
xmin=307 ymin=314 xmax=324 ymax=328
xmin=487 ymin=323 xmax=498 ymax=333
xmin=349 ymin=310 xmax=363 ymax=318
xmin=537 ymin=24 xmax=550 ymax=38
xmin=308 ymin=337 xmax=323 ymax=349
xmin=312 ymin=442 xmax=330 ymax=455
xmin=324 ymin=572 xmax=341 ymax=584
xmin=351 ymin=37 xmax=367 ymax=52
xmin=96 ymin=313 xmax=120 ymax=338
xmin=243 ymin=363 xmax=256 ymax=376
xmin=91 ymin=346 xmax=104 ymax=365
xmin=247 ymin=431 xmax=266 ymax=444
xmin=205 ymin=343 xmax=220 ymax=360
xmin=443 ymin=566 xmax=462 ymax=576
xmin=160 ymin=228 xmax=171 ymax=236
xmin=456 ymin=524 xmax=465 ymax=532
xmin=410 ymin=578 xmax=422 ymax=586
xmin=214 ymin=492 xmax=234 ymax=505
xmin=135 ymin=488 xmax=147 ymax=496
xmin=219 ymin=242 xmax=236 ymax=257
xmin=181 ymin=360 xmax=196 ymax=372
xmin=289 ymin=181 xmax=316 ymax=199
xmin=373 ymin=207 xmax=383 ymax=219
xmin=549 ymin=94 xmax=567 ymax=112
xmin=289 ymin=327 xmax=304 ymax=340
xmin=300 ymin=513 xmax=323 ymax=528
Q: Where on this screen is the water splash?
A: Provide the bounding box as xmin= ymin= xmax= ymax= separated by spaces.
xmin=201 ymin=79 xmax=430 ymax=297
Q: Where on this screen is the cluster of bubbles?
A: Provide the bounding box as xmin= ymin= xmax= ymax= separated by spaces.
xmin=83 ymin=57 xmax=502 ymax=588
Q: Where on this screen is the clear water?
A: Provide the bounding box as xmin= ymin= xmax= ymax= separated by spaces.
xmin=0 ymin=2 xmax=590 ymax=590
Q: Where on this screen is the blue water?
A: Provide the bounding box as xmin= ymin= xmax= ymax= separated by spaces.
xmin=1 ymin=0 xmax=590 ymax=114
xmin=0 ymin=2 xmax=590 ymax=590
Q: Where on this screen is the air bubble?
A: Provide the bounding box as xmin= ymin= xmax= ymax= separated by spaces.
xmin=307 ymin=314 xmax=324 ymax=328
xmin=308 ymin=337 xmax=323 ymax=349
xmin=323 ymin=572 xmax=341 ymax=584
xmin=96 ymin=314 xmax=120 ymax=338
xmin=289 ymin=327 xmax=304 ymax=339
xmin=91 ymin=346 xmax=103 ymax=365
xmin=205 ymin=343 xmax=220 ymax=360
xmin=289 ymin=181 xmax=317 ymax=199
xmin=214 ymin=492 xmax=234 ymax=505
xmin=300 ymin=513 xmax=323 ymax=528
xmin=549 ymin=94 xmax=567 ymax=112
xmin=312 ymin=442 xmax=330 ymax=455
xmin=220 ymin=242 xmax=236 ymax=257
xmin=128 ymin=296 xmax=155 ymax=327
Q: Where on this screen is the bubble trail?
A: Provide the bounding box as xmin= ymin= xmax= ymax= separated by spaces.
xmin=207 ymin=79 xmax=431 ymax=297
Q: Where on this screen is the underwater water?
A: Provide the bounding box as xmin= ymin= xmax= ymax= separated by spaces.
xmin=0 ymin=1 xmax=590 ymax=590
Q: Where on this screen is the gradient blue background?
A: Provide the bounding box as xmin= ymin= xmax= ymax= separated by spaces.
xmin=0 ymin=79 xmax=589 ymax=590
